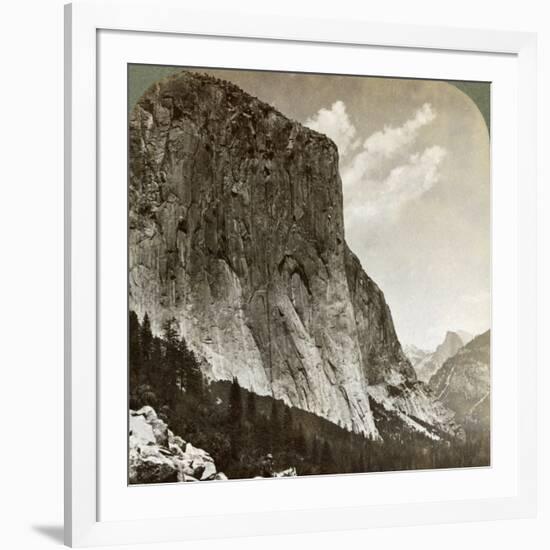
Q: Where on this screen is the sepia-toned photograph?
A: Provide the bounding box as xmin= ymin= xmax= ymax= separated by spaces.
xmin=128 ymin=65 xmax=491 ymax=484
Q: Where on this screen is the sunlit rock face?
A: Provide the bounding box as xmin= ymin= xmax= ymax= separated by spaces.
xmin=128 ymin=71 xmax=446 ymax=438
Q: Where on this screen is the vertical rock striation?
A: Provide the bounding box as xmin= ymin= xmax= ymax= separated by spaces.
xmin=129 ymin=71 xmax=449 ymax=438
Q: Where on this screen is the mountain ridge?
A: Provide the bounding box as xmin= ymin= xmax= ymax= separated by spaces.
xmin=408 ymin=330 xmax=472 ymax=383
xmin=429 ymin=330 xmax=490 ymax=431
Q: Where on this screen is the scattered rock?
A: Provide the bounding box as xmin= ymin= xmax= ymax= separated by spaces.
xmin=274 ymin=467 xmax=297 ymax=477
xmin=135 ymin=405 xmax=157 ymax=422
xmin=171 ymin=435 xmax=186 ymax=449
xmin=169 ymin=442 xmax=185 ymax=458
xmin=129 ymin=414 xmax=155 ymax=445
xmin=201 ymin=461 xmax=217 ymax=480
xmin=129 ymin=407 xmax=225 ymax=485
xmin=129 ymin=448 xmax=179 ymax=484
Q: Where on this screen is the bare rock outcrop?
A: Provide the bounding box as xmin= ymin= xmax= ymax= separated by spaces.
xmin=129 ymin=406 xmax=225 ymax=484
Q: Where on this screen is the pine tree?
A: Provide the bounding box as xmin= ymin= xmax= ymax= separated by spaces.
xmin=255 ymin=413 xmax=271 ymax=455
xmin=294 ymin=425 xmax=307 ymax=456
xmin=310 ymin=436 xmax=320 ymax=464
xmin=282 ymin=406 xmax=294 ymax=448
xmin=182 ymin=338 xmax=202 ymax=397
xmin=246 ymin=391 xmax=257 ymax=419
xmin=162 ymin=316 xmax=179 ymax=344
xmin=141 ymin=312 xmax=153 ymax=364
xmin=161 ymin=317 xmax=180 ymax=405
xmin=269 ymin=399 xmax=282 ymax=452
xmin=129 ymin=311 xmax=142 ymax=390
xmin=228 ymin=378 xmax=243 ymax=460
xmin=228 ymin=378 xmax=243 ymax=426
xmin=321 ymin=440 xmax=335 ymax=474
xmin=148 ymin=337 xmax=162 ymax=395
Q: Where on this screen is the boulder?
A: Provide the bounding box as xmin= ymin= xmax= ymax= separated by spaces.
xmin=170 ymin=435 xmax=186 ymax=449
xmin=178 ymin=458 xmax=197 ymax=478
xmin=182 ymin=474 xmax=199 ymax=482
xmin=169 ymin=442 xmax=185 ymax=457
xmin=128 ymin=407 xmax=226 ymax=484
xmin=129 ymin=451 xmax=179 ymax=484
xmin=185 ymin=442 xmax=212 ymax=461
xmin=135 ymin=405 xmax=157 ymax=422
xmin=274 ymin=467 xmax=297 ymax=478
xmin=200 ymin=461 xmax=217 ymax=481
xmin=129 ymin=414 xmax=155 ymax=445
xmin=149 ymin=417 xmax=169 ymax=447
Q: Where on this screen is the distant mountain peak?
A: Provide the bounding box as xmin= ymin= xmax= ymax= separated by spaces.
xmin=408 ymin=329 xmax=474 ymax=384
xmin=429 ymin=330 xmax=490 ymax=432
xmin=456 ymin=330 xmax=474 ymax=345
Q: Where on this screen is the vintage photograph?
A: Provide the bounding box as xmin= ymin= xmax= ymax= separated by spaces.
xmin=128 ymin=65 xmax=491 ymax=484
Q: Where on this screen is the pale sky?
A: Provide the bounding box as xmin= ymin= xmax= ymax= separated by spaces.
xmin=187 ymin=68 xmax=491 ymax=350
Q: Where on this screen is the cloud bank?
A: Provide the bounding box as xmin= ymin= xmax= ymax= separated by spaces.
xmin=363 ymin=102 xmax=436 ymax=158
xmin=304 ymin=100 xmax=359 ymax=158
xmin=306 ymin=102 xmax=447 ymax=234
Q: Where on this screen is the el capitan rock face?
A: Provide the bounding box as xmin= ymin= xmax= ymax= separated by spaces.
xmin=128 ymin=71 xmax=449 ymax=438
xmin=344 ymin=245 xmax=415 ymax=386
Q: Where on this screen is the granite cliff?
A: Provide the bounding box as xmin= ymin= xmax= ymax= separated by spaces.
xmin=129 ymin=71 xmax=455 ymax=439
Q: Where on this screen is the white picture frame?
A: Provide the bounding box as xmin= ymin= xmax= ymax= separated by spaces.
xmin=64 ymin=2 xmax=538 ymax=547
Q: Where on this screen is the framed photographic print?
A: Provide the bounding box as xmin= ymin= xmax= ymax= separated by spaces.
xmin=65 ymin=2 xmax=538 ymax=547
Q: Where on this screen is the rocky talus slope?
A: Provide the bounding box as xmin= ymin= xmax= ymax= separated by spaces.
xmin=129 ymin=406 xmax=226 ymax=483
xmin=129 ymin=406 xmax=297 ymax=484
xmin=367 ymin=381 xmax=463 ymax=441
xmin=129 ymin=71 xmax=458 ymax=440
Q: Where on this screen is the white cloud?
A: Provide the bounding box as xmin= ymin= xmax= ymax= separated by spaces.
xmin=342 ymin=103 xmax=438 ymax=191
xmin=384 ymin=146 xmax=447 ymax=204
xmin=345 ymin=146 xmax=447 ymax=232
xmin=341 ymin=104 xmax=446 ymax=234
xmin=363 ymin=103 xmax=436 ymax=158
xmin=304 ymin=100 xmax=359 ymax=158
xmin=304 ymin=101 xmax=445 ymax=238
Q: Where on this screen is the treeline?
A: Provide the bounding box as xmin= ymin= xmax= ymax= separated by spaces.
xmin=129 ymin=311 xmax=203 ymax=411
xmin=129 ymin=311 xmax=489 ymax=480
